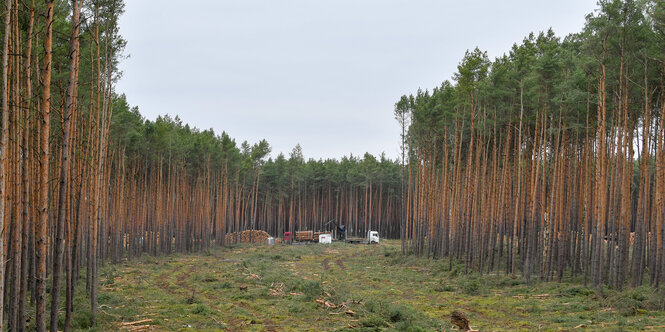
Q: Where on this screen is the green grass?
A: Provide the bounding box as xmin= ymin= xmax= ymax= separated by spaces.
xmin=57 ymin=240 xmax=665 ymax=331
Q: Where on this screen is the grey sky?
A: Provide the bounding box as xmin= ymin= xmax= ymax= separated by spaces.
xmin=116 ymin=0 xmax=598 ymax=161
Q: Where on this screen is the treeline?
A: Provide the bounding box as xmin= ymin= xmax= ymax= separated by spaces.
xmin=397 ymin=0 xmax=665 ymax=290
xmin=0 ymin=0 xmax=401 ymax=330
xmin=108 ymin=108 xmax=402 ymax=259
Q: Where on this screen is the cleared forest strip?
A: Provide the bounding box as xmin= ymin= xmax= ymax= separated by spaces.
xmin=76 ymin=241 xmax=665 ymax=331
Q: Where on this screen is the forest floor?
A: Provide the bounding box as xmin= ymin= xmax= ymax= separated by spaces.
xmin=74 ymin=240 xmax=665 ymax=331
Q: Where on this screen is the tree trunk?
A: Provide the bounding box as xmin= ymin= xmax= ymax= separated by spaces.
xmin=36 ymin=1 xmax=56 ymax=331
xmin=0 ymin=0 xmax=13 ymax=328
xmin=52 ymin=1 xmax=81 ymax=330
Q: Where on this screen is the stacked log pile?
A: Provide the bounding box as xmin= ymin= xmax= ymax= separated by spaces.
xmin=294 ymin=231 xmax=331 ymax=242
xmin=225 ymin=230 xmax=272 ymax=244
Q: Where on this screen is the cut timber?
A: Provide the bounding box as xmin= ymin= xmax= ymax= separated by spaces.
xmin=225 ymin=230 xmax=271 ymax=244
xmin=121 ymin=319 xmax=153 ymax=326
xmin=123 ymin=325 xmax=151 ymax=331
xmin=295 ymin=231 xmax=331 ymax=242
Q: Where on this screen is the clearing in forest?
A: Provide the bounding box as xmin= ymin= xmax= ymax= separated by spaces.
xmin=85 ymin=241 xmax=665 ymax=331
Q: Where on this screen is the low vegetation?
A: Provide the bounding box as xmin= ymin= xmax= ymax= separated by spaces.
xmin=67 ymin=241 xmax=665 ymax=331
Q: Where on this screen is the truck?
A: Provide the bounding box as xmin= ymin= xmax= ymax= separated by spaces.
xmin=281 ymin=219 xmax=378 ymax=245
xmin=345 ymin=230 xmax=380 ymax=244
xmin=283 ymin=231 xmax=332 ymax=243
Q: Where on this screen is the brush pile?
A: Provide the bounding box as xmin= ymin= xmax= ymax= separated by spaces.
xmin=225 ymin=230 xmax=271 ymax=244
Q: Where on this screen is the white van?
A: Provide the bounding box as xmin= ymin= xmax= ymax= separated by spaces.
xmin=318 ymin=233 xmax=332 ymax=244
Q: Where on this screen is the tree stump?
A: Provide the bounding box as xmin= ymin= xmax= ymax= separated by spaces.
xmin=451 ymin=310 xmax=471 ymax=331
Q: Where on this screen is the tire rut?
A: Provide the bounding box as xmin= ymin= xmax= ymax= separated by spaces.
xmin=322 ymin=258 xmax=330 ymax=270
xmin=335 ymin=258 xmax=346 ymax=270
xmin=176 ymin=264 xmax=197 ymax=294
xmin=155 ymin=264 xmax=184 ymax=294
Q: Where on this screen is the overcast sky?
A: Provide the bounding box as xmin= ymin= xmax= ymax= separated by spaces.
xmin=115 ymin=0 xmax=598 ymax=161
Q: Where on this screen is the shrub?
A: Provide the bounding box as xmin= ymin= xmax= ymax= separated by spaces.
xmin=71 ymin=311 xmax=93 ymax=330
xmin=561 ymin=285 xmax=594 ymax=297
xmin=434 ymin=279 xmax=456 ymax=292
xmin=605 ymin=287 xmax=652 ymax=317
xmin=462 ymin=279 xmax=481 ymax=295
xmin=288 ymin=279 xmax=322 ymax=301
xmin=362 ymin=299 xmax=436 ymax=330
xmin=496 ymin=275 xmax=523 ymax=287
xmin=645 ymin=288 xmax=665 ymax=310
xmin=360 ymin=316 xmax=387 ymax=328
xmin=101 ymin=267 xmax=118 ymax=286
xmin=191 ymin=303 xmax=213 ymax=315
xmin=382 ymin=248 xmax=398 ymax=258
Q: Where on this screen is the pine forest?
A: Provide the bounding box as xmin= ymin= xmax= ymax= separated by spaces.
xmin=1 ymin=0 xmax=665 ymax=331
